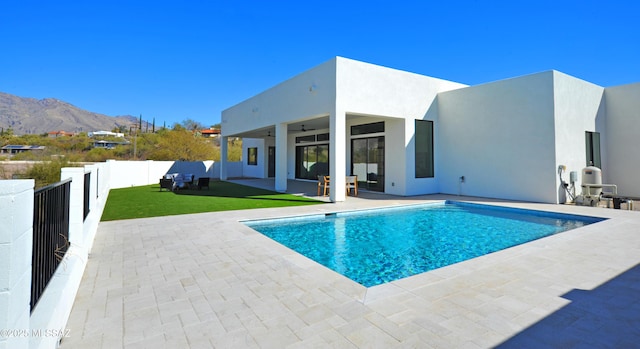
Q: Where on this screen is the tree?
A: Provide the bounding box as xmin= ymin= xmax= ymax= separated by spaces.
xmin=112 ymin=125 xmax=128 ymax=134
xmin=226 ymin=138 xmax=242 ymax=161
xmin=85 ymin=147 xmax=111 ymax=162
xmin=0 ymin=127 xmax=13 ymax=137
xmin=181 ymin=119 xmax=205 ymax=133
xmin=22 ymin=158 xmax=80 ymax=189
xmin=146 ymin=128 xmax=216 ymax=161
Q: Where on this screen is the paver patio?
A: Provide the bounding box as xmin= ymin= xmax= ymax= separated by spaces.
xmin=61 ymin=180 xmax=640 ymax=348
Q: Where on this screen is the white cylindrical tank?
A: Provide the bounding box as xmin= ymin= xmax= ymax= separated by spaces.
xmin=582 ymin=166 xmax=602 ymax=196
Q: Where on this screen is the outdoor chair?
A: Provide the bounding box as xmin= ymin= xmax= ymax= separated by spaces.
xmin=317 ymin=175 xmax=330 ymax=196
xmin=346 ymin=175 xmax=358 ymax=196
xmin=159 ymin=173 xmax=176 ymax=191
xmin=197 ymin=177 xmax=210 ymax=190
xmin=159 ymin=177 xmax=173 ymax=191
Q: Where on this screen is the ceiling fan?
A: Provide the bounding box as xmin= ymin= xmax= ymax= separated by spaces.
xmin=301 ymin=124 xmax=316 ymax=132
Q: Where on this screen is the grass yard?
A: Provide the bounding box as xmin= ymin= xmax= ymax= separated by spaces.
xmin=101 ymin=180 xmax=324 ymax=221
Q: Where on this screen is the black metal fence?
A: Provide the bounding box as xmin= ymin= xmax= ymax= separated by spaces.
xmin=31 ymin=178 xmax=71 ymax=312
xmin=83 ymin=172 xmax=91 ymax=221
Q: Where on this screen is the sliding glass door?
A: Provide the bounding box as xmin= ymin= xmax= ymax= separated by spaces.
xmin=351 ymin=137 xmax=384 ymax=192
xmin=295 ymin=144 xmax=329 ymax=180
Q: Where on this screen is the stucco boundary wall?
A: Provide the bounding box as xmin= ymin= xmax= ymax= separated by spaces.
xmin=0 ymin=180 xmax=34 ymax=349
xmin=1 ymin=160 xmax=243 ymax=349
xmin=0 ymin=162 xmax=111 ymax=349
xmin=106 ymin=160 xmax=243 ymax=189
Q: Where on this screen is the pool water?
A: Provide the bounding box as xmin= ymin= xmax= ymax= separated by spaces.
xmin=244 ymin=201 xmax=604 ymax=287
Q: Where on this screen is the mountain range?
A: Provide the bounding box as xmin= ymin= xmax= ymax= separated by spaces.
xmin=0 ymin=91 xmax=140 ymax=135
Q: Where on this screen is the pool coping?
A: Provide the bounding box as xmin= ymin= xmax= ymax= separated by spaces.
xmin=235 ymin=198 xmax=625 ymax=300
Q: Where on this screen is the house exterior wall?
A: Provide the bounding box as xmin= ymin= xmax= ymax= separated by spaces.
xmin=405 ymin=101 xmax=441 ymax=195
xmin=437 ymin=71 xmax=558 ymax=203
xmin=336 ymin=58 xmax=466 ymax=120
xmin=552 ymin=71 xmax=606 ymax=201
xmin=335 ymin=58 xmax=466 ymax=196
xmin=222 ymin=59 xmax=337 ymax=137
xmin=604 ymin=82 xmax=640 ymax=197
xmin=242 ymin=138 xmax=266 ymax=178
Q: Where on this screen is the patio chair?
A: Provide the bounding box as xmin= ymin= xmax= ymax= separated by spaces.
xmin=160 ymin=173 xmax=176 ymax=191
xmin=317 ymin=175 xmax=330 ymax=196
xmin=346 ymin=175 xmax=358 ymax=196
xmin=197 ymin=177 xmax=210 ymax=190
xmin=159 ymin=177 xmax=173 ymax=191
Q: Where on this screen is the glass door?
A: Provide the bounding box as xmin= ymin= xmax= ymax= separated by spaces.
xmin=351 ymin=136 xmax=384 ymax=192
xmin=295 ymin=144 xmax=329 ymax=180
xmin=268 ymin=147 xmax=275 ymax=177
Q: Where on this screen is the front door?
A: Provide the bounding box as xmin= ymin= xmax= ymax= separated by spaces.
xmin=268 ymin=147 xmax=276 ymax=178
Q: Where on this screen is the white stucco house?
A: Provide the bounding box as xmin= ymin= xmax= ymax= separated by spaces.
xmin=220 ymin=57 xmax=640 ymax=203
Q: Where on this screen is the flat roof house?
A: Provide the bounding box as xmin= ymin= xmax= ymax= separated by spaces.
xmin=1 ymin=144 xmax=46 ymax=154
xmin=220 ymin=57 xmax=640 ymax=203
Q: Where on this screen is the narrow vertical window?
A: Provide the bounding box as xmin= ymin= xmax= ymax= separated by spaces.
xmin=248 ymin=147 xmax=258 ymax=165
xmin=585 ymin=131 xmax=601 ymax=168
xmin=415 ymin=120 xmax=434 ymax=178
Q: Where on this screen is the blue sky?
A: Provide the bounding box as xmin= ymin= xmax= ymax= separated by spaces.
xmin=1 ymin=0 xmax=638 ymax=128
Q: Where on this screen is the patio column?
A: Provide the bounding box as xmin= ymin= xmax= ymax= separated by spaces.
xmin=330 ymin=110 xmax=346 ymax=202
xmin=275 ymin=123 xmax=288 ymax=192
xmin=220 ymin=136 xmax=228 ymax=180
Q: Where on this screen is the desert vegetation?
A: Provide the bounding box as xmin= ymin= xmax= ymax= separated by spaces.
xmin=0 ymin=120 xmax=242 ymax=187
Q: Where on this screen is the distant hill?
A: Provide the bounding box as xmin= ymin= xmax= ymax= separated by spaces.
xmin=0 ymin=92 xmax=141 ymax=135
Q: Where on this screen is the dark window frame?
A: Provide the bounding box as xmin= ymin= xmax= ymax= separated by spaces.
xmin=351 ymin=122 xmax=385 ymax=136
xmin=585 ymin=131 xmax=601 ymax=168
xmin=415 ymin=120 xmax=434 ymax=178
xmin=247 ymin=147 xmax=258 ymax=166
xmin=295 ymin=135 xmax=316 ymax=143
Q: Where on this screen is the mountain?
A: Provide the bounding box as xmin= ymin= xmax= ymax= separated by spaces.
xmin=0 ymin=92 xmax=140 ymax=135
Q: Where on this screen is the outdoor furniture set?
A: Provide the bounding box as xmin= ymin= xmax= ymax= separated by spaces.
xmin=317 ymin=175 xmax=358 ymax=197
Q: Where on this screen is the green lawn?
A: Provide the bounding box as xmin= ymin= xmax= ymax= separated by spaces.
xmin=101 ymin=180 xmax=324 ymax=221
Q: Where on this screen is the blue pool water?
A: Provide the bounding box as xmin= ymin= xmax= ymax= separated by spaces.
xmin=244 ymin=201 xmax=604 ymax=287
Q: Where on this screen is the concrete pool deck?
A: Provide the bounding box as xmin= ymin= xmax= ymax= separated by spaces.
xmin=61 ymin=180 xmax=640 ymax=348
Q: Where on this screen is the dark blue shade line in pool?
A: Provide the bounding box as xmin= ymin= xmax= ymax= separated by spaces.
xmin=244 ymin=202 xmax=605 ymax=287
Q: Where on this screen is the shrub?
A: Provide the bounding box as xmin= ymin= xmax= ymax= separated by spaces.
xmin=23 ymin=158 xmax=79 ymax=189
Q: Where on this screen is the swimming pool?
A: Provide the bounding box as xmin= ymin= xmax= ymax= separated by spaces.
xmin=244 ymin=201 xmax=604 ymax=287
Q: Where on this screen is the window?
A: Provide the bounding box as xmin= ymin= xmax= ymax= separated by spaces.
xmin=415 ymin=120 xmax=434 ymax=178
xmin=295 ymin=135 xmax=315 ymax=143
xmin=351 ymin=122 xmax=384 ymax=135
xmin=247 ymin=147 xmax=257 ymax=165
xmin=295 ymin=133 xmax=330 ymax=143
xmin=316 ymin=133 xmax=330 ymax=142
xmin=585 ymin=131 xmax=601 ymax=168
